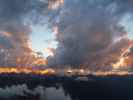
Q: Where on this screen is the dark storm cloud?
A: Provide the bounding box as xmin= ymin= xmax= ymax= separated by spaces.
xmin=48 ymin=0 xmax=133 ymax=70
xmin=0 ymin=0 xmax=48 ymax=21
xmin=0 ymin=35 xmax=13 ymax=49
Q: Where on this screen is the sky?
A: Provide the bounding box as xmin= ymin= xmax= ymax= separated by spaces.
xmin=121 ymin=15 xmax=133 ymax=39
xmin=30 ymin=25 xmax=57 ymax=58
xmin=30 ymin=16 xmax=133 ymax=58
xmin=0 ymin=0 xmax=133 ymax=68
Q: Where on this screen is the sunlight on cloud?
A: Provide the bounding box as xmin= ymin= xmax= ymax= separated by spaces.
xmin=30 ymin=25 xmax=57 ymax=58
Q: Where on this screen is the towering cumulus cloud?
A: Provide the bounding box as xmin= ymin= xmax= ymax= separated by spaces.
xmin=48 ymin=0 xmax=133 ymax=70
xmin=0 ymin=0 xmax=50 ymax=66
xmin=0 ymin=0 xmax=133 ymax=70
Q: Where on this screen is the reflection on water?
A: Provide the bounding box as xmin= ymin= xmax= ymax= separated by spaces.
xmin=0 ymin=77 xmax=133 ymax=100
xmin=0 ymin=84 xmax=71 ymax=100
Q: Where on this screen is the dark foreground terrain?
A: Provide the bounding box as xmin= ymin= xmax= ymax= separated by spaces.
xmin=0 ymin=74 xmax=133 ymax=100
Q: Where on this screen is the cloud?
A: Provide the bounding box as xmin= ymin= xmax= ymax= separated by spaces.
xmin=0 ymin=0 xmax=51 ymax=66
xmin=48 ymin=0 xmax=133 ymax=70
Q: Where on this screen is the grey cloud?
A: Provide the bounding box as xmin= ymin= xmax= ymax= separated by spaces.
xmin=0 ymin=0 xmax=50 ymax=66
xmin=48 ymin=0 xmax=133 ymax=70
